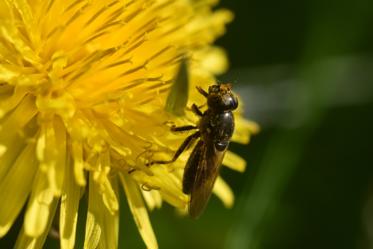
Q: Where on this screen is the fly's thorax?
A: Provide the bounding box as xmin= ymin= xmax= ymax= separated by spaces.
xmin=198 ymin=109 xmax=235 ymax=150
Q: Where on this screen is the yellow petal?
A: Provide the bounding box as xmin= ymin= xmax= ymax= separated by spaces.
xmin=0 ymin=144 xmax=6 ymax=157
xmin=223 ymin=151 xmax=246 ymax=172
xmin=14 ymin=229 xmax=38 ymax=249
xmin=0 ymin=143 xmax=37 ymax=237
xmin=0 ymin=1 xmax=11 ymax=20
xmin=94 ymin=152 xmax=119 ymax=215
xmin=24 ymin=170 xmax=56 ymax=237
xmin=8 ymin=0 xmax=36 ymax=38
xmin=98 ymin=177 xmax=119 ymax=249
xmin=52 ymin=118 xmax=67 ymax=195
xmin=84 ymin=173 xmax=119 ymax=249
xmin=60 ymin=153 xmax=80 ymax=249
xmin=0 ymin=64 xmax=20 ymax=83
xmin=232 ymin=117 xmax=260 ymax=144
xmin=71 ymin=139 xmax=86 ymax=186
xmin=0 ymin=95 xmax=37 ymax=182
xmin=120 ymin=173 xmax=158 ymax=249
xmin=15 ymin=200 xmax=58 ymax=249
xmin=0 ymin=86 xmax=26 ymax=118
xmin=84 ymin=176 xmax=102 ymax=249
xmin=142 ymin=189 xmax=162 ymax=210
xmin=84 ymin=212 xmax=101 ymax=249
xmin=213 ymin=176 xmax=234 ymax=208
xmin=0 ymin=17 xmax=40 ymax=66
xmin=37 ymin=117 xmax=67 ymax=196
xmin=195 ymin=47 xmax=229 ymax=75
xmin=131 ymin=166 xmax=188 ymax=209
xmin=100 ymin=177 xmax=119 ymax=215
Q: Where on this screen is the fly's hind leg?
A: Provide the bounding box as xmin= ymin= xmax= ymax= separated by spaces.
xmin=147 ymin=131 xmax=200 ymax=166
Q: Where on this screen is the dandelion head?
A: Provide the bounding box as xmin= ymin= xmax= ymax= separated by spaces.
xmin=0 ymin=0 xmax=258 ymax=248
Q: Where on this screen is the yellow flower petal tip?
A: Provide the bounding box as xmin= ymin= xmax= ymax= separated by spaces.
xmin=0 ymin=0 xmax=256 ymax=248
xmin=0 ymin=145 xmax=6 ymax=157
xmin=223 ymin=151 xmax=247 ymax=172
xmin=214 ymin=177 xmax=234 ymax=208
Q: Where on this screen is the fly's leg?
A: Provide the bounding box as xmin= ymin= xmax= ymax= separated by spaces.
xmin=147 ymin=131 xmax=200 ymax=166
xmin=186 ymin=103 xmax=204 ymax=116
xmin=170 ymin=124 xmax=198 ymax=150
xmin=191 ymin=103 xmax=203 ymax=116
xmin=196 ymin=86 xmax=208 ymax=97
xmin=171 ymin=125 xmax=198 ymax=132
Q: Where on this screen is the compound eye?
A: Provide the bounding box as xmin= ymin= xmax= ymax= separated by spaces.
xmin=224 ymin=95 xmax=238 ymax=110
xmin=231 ymin=96 xmax=238 ymax=110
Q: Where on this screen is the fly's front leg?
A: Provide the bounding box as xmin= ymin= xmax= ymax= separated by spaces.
xmin=196 ymin=86 xmax=208 ymax=97
xmin=191 ymin=103 xmax=203 ymax=116
xmin=186 ymin=103 xmax=204 ymax=116
xmin=147 ymin=131 xmax=200 ymax=166
xmin=171 ymin=125 xmax=198 ymax=132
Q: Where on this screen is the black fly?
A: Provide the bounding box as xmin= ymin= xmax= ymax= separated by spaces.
xmin=148 ymin=83 xmax=238 ymax=218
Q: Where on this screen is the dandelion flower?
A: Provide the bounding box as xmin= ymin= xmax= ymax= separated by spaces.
xmin=0 ymin=0 xmax=258 ymax=248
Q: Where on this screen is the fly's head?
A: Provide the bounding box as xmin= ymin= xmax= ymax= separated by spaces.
xmin=207 ymin=83 xmax=238 ymax=112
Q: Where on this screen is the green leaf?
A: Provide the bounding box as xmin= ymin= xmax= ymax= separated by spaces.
xmin=165 ymin=59 xmax=189 ymax=116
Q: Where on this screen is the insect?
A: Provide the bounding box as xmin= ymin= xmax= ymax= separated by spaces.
xmin=148 ymin=83 xmax=238 ymax=218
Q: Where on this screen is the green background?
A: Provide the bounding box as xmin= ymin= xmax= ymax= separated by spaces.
xmin=2 ymin=0 xmax=373 ymax=248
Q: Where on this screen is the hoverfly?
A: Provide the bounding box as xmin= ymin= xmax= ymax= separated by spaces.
xmin=149 ymin=83 xmax=238 ymax=218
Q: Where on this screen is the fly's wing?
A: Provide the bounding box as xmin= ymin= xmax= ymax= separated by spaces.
xmin=188 ymin=140 xmax=226 ymax=218
xmin=182 ymin=140 xmax=204 ymax=194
